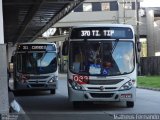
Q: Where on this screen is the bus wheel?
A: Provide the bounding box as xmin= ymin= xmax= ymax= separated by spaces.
xmin=73 ymin=101 xmax=81 ymax=109
xmin=126 ymin=101 xmax=134 ymax=108
xmin=50 ymin=89 xmax=55 ymax=94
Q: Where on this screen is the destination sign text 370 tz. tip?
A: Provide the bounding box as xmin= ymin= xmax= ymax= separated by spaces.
xmin=81 ymin=30 xmax=114 ymax=37
xmin=70 ymin=27 xmax=133 ymax=39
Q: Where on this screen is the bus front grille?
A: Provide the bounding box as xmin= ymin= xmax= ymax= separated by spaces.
xmin=90 ymin=93 xmax=114 ymax=98
xmin=89 ymin=79 xmax=123 ymax=85
xmin=28 ymin=80 xmax=46 ymax=83
xmin=87 ymin=87 xmax=117 ymax=91
xmin=29 ymin=76 xmax=49 ymax=79
xmin=30 ymin=84 xmax=45 ymax=88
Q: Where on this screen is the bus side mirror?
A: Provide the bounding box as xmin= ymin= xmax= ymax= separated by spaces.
xmin=9 ymin=62 xmax=14 ymax=73
xmin=137 ymin=42 xmax=141 ymax=52
xmin=9 ymin=56 xmax=14 ymax=73
xmin=9 ymin=55 xmax=14 ymax=73
xmin=62 ymin=41 xmax=69 ymax=56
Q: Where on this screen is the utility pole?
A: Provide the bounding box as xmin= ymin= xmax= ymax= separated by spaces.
xmin=135 ymin=0 xmax=140 ymax=41
xmin=123 ymin=0 xmax=126 ymax=24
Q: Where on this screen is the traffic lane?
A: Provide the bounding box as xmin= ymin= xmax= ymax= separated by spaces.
xmin=27 ymin=113 xmax=160 ymax=120
xmin=15 ymin=87 xmax=115 ymax=119
xmin=28 ymin=113 xmax=113 ymax=120
xmin=15 ymin=76 xmax=127 ymax=113
xmin=58 ymin=74 xmax=160 ymax=113
xmin=134 ymin=89 xmax=160 ymax=114
xmin=16 ymin=90 xmax=160 ymax=114
xmin=15 ymin=75 xmax=160 ymax=114
xmin=58 ymin=74 xmax=160 ymax=114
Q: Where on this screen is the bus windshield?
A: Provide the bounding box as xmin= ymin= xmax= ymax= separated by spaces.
xmin=69 ymin=41 xmax=134 ymax=76
xmin=16 ymin=52 xmax=57 ymax=74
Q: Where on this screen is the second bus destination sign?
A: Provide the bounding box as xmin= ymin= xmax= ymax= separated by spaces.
xmin=17 ymin=44 xmax=55 ymax=51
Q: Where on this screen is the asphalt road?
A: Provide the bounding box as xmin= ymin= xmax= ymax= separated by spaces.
xmin=14 ymin=74 xmax=160 ymax=120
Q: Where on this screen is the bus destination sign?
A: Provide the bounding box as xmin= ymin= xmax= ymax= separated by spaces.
xmin=81 ymin=30 xmax=114 ymax=37
xmin=70 ymin=27 xmax=133 ymax=39
xmin=17 ymin=44 xmax=56 ymax=51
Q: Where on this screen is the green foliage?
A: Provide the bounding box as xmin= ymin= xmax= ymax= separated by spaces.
xmin=138 ymin=76 xmax=160 ymax=88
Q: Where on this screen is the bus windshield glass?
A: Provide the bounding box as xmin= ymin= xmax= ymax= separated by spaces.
xmin=17 ymin=52 xmax=57 ymax=74
xmin=69 ymin=41 xmax=134 ymax=76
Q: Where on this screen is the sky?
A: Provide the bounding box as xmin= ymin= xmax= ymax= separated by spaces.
xmin=141 ymin=0 xmax=160 ymax=7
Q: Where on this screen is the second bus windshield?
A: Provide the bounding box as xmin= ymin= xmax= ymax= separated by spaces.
xmin=69 ymin=41 xmax=134 ymax=76
xmin=17 ymin=52 xmax=57 ymax=74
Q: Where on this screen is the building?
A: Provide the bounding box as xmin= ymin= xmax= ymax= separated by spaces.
xmin=38 ymin=0 xmax=160 ymax=57
xmin=139 ymin=8 xmax=160 ymax=57
xmin=54 ymin=0 xmax=139 ymax=33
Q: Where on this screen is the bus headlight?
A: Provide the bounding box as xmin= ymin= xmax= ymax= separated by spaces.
xmin=49 ymin=76 xmax=57 ymax=83
xmin=119 ymin=80 xmax=132 ymax=91
xmin=68 ymin=79 xmax=83 ymax=90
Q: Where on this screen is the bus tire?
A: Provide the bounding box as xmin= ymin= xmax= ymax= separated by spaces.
xmin=73 ymin=101 xmax=81 ymax=109
xmin=50 ymin=89 xmax=56 ymax=94
xmin=126 ymin=101 xmax=134 ymax=108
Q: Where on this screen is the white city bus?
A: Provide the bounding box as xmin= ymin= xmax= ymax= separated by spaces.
xmin=63 ymin=24 xmax=141 ymax=108
xmin=12 ymin=43 xmax=58 ymax=94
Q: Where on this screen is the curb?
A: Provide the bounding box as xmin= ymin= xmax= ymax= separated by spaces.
xmin=137 ymin=86 xmax=160 ymax=91
xmin=17 ymin=104 xmax=30 ymax=120
xmin=6 ymin=102 xmax=30 ymax=120
xmin=8 ymin=91 xmax=30 ymax=120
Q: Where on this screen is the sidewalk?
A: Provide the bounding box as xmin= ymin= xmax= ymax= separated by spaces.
xmin=8 ymin=78 xmax=29 ymax=120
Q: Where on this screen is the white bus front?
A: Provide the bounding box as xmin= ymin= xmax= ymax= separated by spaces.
xmin=13 ymin=43 xmax=58 ymax=94
xmin=65 ymin=25 xmax=138 ymax=108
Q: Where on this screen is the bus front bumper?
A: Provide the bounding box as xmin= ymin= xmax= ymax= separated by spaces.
xmin=14 ymin=81 xmax=57 ymax=91
xmin=68 ymin=87 xmax=136 ymax=102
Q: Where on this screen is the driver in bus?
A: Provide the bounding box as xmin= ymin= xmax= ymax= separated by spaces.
xmin=88 ymin=44 xmax=101 ymax=64
xmin=87 ymin=44 xmax=101 ymax=74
